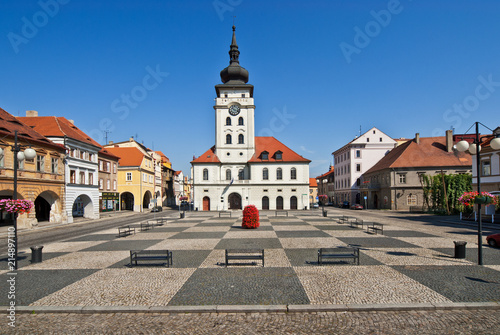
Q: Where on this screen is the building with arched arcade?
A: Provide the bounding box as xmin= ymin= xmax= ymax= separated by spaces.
xmin=191 ymin=27 xmax=310 ymax=211
xmin=0 ymin=108 xmax=66 ymax=229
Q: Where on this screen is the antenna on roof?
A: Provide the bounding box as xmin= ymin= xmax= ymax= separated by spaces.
xmin=359 ymin=125 xmax=362 ymax=137
xmin=103 ymin=129 xmax=112 ymax=145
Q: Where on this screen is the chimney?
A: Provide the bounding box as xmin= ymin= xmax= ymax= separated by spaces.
xmin=415 ymin=133 xmax=420 ymax=144
xmin=108 ymin=141 xmax=113 ymax=145
xmin=130 ymin=137 xmax=134 ymax=142
xmin=445 ymin=129 xmax=453 ymax=152
xmin=26 ymin=110 xmax=38 ymax=117
xmin=68 ymin=120 xmax=74 ymax=125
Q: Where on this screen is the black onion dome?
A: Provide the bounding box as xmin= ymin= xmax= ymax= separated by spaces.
xmin=220 ymin=26 xmax=249 ymax=84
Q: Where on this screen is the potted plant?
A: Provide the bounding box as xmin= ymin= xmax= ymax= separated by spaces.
xmin=458 ymin=191 xmax=499 ymax=219
xmin=242 ymin=205 xmax=260 ymax=229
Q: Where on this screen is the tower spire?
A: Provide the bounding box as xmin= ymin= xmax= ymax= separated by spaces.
xmin=220 ymin=25 xmax=249 ymax=84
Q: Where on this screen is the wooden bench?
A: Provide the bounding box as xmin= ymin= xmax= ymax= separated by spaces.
xmin=317 ymin=247 xmax=359 ymax=265
xmin=219 ymin=211 xmax=232 ymax=217
xmin=225 ymin=249 xmax=264 ymax=267
xmin=130 ymin=250 xmax=172 ymax=267
xmin=118 ymin=226 xmax=135 ymax=237
xmin=349 ymin=218 xmax=364 ymax=229
xmin=154 ymin=218 xmax=167 ymax=226
xmin=275 ymin=210 xmax=288 ymax=217
xmin=337 ymin=216 xmax=350 ymax=224
xmin=140 ymin=221 xmax=154 ymax=231
xmin=366 ymin=222 xmax=384 ymax=235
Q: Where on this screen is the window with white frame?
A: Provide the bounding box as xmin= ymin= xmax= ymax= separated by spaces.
xmin=113 ymin=180 xmax=117 ymax=190
xmin=399 ymin=174 xmax=406 ymax=184
xmin=356 ymin=150 xmax=361 ymax=158
xmin=126 ymin=172 xmax=132 ymax=181
xmin=99 ymin=178 xmax=104 ymax=189
xmin=106 ymin=179 xmax=110 ymax=190
xmin=143 ymin=173 xmax=147 ymax=182
xmin=51 ymin=158 xmax=58 ymax=174
xmin=276 ymin=168 xmax=282 ymax=180
xmin=226 ymin=169 xmax=231 ymax=181
xmin=356 ymin=164 xmax=361 ymax=172
xmin=89 ymin=173 xmax=93 ymax=185
xmin=263 ymin=168 xmax=268 ymax=180
xmin=481 ymin=160 xmax=491 ymax=176
xmin=36 ymin=155 xmax=45 ymax=172
xmin=203 ymin=168 xmax=209 ymax=180
xmin=113 ymin=163 xmax=117 ymax=173
xmin=238 ymin=169 xmax=244 ymax=180
xmin=290 ymin=167 xmax=297 ymax=180
xmin=80 ymin=171 xmax=85 ymax=184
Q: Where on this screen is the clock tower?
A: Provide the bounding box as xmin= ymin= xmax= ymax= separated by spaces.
xmin=214 ymin=26 xmax=255 ymax=164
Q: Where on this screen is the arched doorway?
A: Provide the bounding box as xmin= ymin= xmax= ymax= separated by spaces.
xmin=143 ymin=191 xmax=152 ymax=209
xmin=228 ymin=193 xmax=242 ymax=210
xmin=290 ymin=196 xmax=297 ymax=210
xmin=35 ymin=196 xmax=50 ymax=222
xmin=203 ymin=196 xmax=210 ymax=211
xmin=72 ymin=194 xmax=93 ymax=219
xmin=262 ymin=196 xmax=269 ymax=210
xmin=121 ymin=192 xmax=134 ymax=210
xmin=276 ymin=196 xmax=284 ymax=210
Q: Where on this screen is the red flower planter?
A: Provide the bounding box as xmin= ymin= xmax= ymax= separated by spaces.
xmin=242 ymin=205 xmax=260 ymax=229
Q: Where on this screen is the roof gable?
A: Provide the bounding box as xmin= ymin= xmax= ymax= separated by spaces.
xmin=104 ymin=147 xmax=145 ymax=166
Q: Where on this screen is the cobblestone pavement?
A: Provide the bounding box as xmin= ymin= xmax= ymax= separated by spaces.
xmin=2 ymin=209 xmax=500 ymax=333
xmin=5 ymin=310 xmax=500 ymax=334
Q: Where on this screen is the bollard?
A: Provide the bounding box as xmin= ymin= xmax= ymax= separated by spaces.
xmin=30 ymin=246 xmax=44 ymax=263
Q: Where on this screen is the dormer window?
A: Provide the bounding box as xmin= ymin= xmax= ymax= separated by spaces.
xmin=261 ymin=151 xmax=269 ymax=160
xmin=275 ymin=151 xmax=283 ymax=160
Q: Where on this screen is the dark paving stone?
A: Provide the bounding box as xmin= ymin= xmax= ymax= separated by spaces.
xmin=392 ymin=265 xmax=500 ymax=302
xmin=269 ymin=221 xmax=309 ymax=226
xmin=284 ymin=248 xmax=383 ymax=266
xmin=81 ymin=240 xmax=164 ymax=252
xmin=168 ymin=267 xmax=309 ymax=305
xmin=229 ymin=225 xmax=274 ymax=231
xmin=108 ymin=250 xmax=211 ymax=268
xmin=196 ymin=221 xmax=237 ymax=227
xmin=65 ymin=234 xmax=118 ymax=242
xmin=215 ymin=238 xmax=283 ymax=250
xmin=384 ymin=230 xmax=438 ymax=238
xmin=169 ymin=232 xmax=226 ymax=239
xmin=275 ymin=231 xmax=332 ymax=238
xmin=432 ymin=247 xmax=500 ymax=266
xmin=0 ymin=269 xmax=97 ymax=305
xmin=150 ymin=227 xmax=189 ymax=233
xmin=0 ymin=252 xmax=70 ymax=270
xmin=314 ymin=225 xmax=354 ymax=231
xmin=337 ymin=237 xmax=419 ymax=248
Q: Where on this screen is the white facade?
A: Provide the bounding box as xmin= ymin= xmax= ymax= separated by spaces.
xmin=333 ymin=127 xmax=396 ymax=206
xmin=50 ymin=137 xmax=100 ymax=223
xmin=192 ymin=27 xmax=310 ymax=211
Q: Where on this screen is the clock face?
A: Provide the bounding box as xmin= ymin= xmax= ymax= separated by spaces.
xmin=229 ymin=105 xmax=240 ymax=116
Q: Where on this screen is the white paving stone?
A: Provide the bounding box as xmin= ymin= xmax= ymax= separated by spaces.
xmin=148 ymin=238 xmax=220 ymax=250
xmin=279 ymin=237 xmax=346 ymax=249
xmin=361 ymin=248 xmax=474 ymax=266
xmin=294 ymin=265 xmax=452 ymax=305
xmin=38 ymin=241 xmax=108 ymax=253
xmin=223 ymin=230 xmax=278 ymax=239
xmin=25 ymin=251 xmax=129 ymax=269
xmin=31 ymin=268 xmax=195 ymax=306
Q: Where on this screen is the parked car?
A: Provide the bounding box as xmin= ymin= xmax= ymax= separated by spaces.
xmin=327 ymin=202 xmax=334 ymax=206
xmin=341 ymin=201 xmax=350 ymax=208
xmin=486 ymin=233 xmax=500 ymax=248
xmin=151 ymin=206 xmax=162 ymax=212
xmin=350 ymin=204 xmax=363 ymax=210
xmin=312 ymin=203 xmax=319 ymax=209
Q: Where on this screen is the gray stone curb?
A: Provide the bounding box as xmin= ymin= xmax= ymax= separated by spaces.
xmin=4 ymin=302 xmax=500 ymax=314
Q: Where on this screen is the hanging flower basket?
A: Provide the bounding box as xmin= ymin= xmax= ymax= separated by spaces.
xmin=242 ymin=205 xmax=260 ymax=229
xmin=458 ymin=191 xmax=499 ymax=213
xmin=0 ymin=199 xmax=34 ymax=215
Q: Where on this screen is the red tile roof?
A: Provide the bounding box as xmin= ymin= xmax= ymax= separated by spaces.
xmin=99 ymin=147 xmax=120 ymax=160
xmin=104 ymin=147 xmax=145 ymax=167
xmin=18 ymin=116 xmax=102 ymax=149
xmin=316 ymin=166 xmax=335 ymax=180
xmin=154 ymin=150 xmax=171 ymax=163
xmin=0 ymin=108 xmax=64 ymax=151
xmin=309 ymin=178 xmax=318 ymax=187
xmin=191 ymin=146 xmax=221 ymax=164
xmin=365 ymin=136 xmax=472 ymax=174
xmin=191 ymin=137 xmax=310 ymax=164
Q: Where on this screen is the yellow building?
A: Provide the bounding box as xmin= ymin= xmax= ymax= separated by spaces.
xmin=105 ymin=146 xmax=155 ymax=212
xmin=0 ymin=108 xmax=66 ymax=229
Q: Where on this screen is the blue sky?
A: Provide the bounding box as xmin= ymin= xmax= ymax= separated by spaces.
xmin=1 ymin=0 xmax=500 ymax=178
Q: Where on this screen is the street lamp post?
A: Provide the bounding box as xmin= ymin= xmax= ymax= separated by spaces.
xmin=0 ymin=131 xmax=37 ymax=270
xmin=455 ymin=122 xmax=500 ymax=266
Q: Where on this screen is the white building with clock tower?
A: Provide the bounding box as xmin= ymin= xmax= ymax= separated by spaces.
xmin=191 ymin=26 xmax=310 ymax=211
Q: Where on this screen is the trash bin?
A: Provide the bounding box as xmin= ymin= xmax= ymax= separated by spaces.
xmin=322 ymin=210 xmax=327 ymax=217
xmin=30 ymin=246 xmax=44 ymax=263
xmin=454 ymin=241 xmax=467 ymax=259
xmin=180 ymin=212 xmax=185 ymax=219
